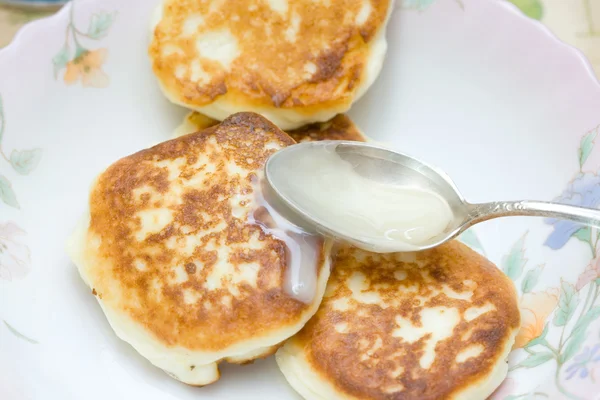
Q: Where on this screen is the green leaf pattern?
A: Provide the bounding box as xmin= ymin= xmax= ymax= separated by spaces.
xmin=514 ymin=352 xmax=554 ymax=369
xmin=10 ymin=149 xmax=43 ymax=175
xmin=521 ymin=264 xmax=543 ymax=294
xmin=401 ymin=0 xmax=437 ymax=10
xmin=569 ymin=307 xmax=600 ymax=343
xmin=503 ymin=233 xmax=528 ymax=281
xmin=553 ymin=280 xmax=580 ymax=327
xmin=458 ymin=228 xmax=486 ymax=255
xmin=0 ymin=175 xmax=19 ymax=209
xmin=507 ymin=0 xmax=544 ymax=20
xmin=3 ymin=321 xmax=38 ymax=344
xmin=401 ymin=0 xmax=464 ymax=11
xmin=561 ymin=329 xmax=586 ymax=364
xmin=578 ymin=127 xmax=598 ymax=168
xmin=87 ymin=11 xmax=117 ymax=39
xmin=573 ymin=226 xmax=592 ymax=243
xmin=0 ymin=93 xmax=42 ymax=207
xmin=52 ymin=45 xmax=70 ymax=79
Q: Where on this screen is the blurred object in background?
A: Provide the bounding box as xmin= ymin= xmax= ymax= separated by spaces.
xmin=0 ymin=0 xmax=66 ymax=10
xmin=0 ymin=1 xmax=65 ymax=47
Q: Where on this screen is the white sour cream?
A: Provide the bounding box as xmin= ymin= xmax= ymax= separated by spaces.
xmin=267 ymin=145 xmax=454 ymax=253
xmin=249 ymin=176 xmax=322 ymax=304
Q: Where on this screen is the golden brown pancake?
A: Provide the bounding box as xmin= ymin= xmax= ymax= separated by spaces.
xmin=276 ymin=242 xmax=521 ymax=400
xmin=67 ymin=112 xmax=332 ymax=386
xmin=150 ymin=0 xmax=394 ymax=129
xmin=287 ymin=114 xmax=367 ymax=143
xmin=173 ymin=111 xmax=368 ymax=143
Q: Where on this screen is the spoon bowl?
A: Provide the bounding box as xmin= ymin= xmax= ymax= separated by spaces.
xmin=265 ymin=141 xmax=600 ymax=253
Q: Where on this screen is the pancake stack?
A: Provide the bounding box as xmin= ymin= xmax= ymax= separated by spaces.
xmin=68 ymin=111 xmax=521 ymax=396
xmin=67 ymin=1 xmax=522 ymax=397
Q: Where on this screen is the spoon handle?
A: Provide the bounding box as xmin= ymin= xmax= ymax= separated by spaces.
xmin=467 ymin=201 xmax=600 ymax=227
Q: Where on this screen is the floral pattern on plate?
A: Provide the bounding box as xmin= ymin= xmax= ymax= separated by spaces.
xmin=0 ymin=94 xmax=42 ymax=209
xmin=52 ymin=4 xmax=116 ymax=87
xmin=491 ymin=125 xmax=600 ymax=399
xmin=0 ymin=93 xmax=40 ymax=344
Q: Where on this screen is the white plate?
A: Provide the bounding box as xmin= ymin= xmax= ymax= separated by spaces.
xmin=1 ymin=0 xmax=600 ymax=399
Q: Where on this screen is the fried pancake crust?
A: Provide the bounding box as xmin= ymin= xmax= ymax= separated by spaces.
xmin=174 ymin=111 xmax=367 ymax=143
xmin=277 ymin=241 xmax=520 ymax=400
xmin=68 ymin=112 xmax=331 ymax=385
xmin=150 ymin=0 xmax=393 ymax=128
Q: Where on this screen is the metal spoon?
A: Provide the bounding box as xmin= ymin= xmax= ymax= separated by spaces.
xmin=265 ymin=140 xmax=600 ymax=253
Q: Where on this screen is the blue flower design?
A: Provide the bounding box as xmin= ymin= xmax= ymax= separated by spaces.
xmin=545 ymin=172 xmax=600 ymax=250
xmin=565 ymin=344 xmax=600 ymax=380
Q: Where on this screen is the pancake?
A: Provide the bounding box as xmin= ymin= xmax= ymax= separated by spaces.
xmin=149 ymin=0 xmax=394 ymax=130
xmin=173 ymin=111 xmax=368 ymax=143
xmin=171 ymin=111 xmax=220 ymax=137
xmin=276 ymin=241 xmax=520 ymax=400
xmin=67 ymin=112 xmax=332 ymax=386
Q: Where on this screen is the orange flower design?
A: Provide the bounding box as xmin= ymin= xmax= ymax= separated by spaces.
xmin=64 ymin=49 xmax=109 ymax=88
xmin=513 ymin=288 xmax=559 ymax=349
